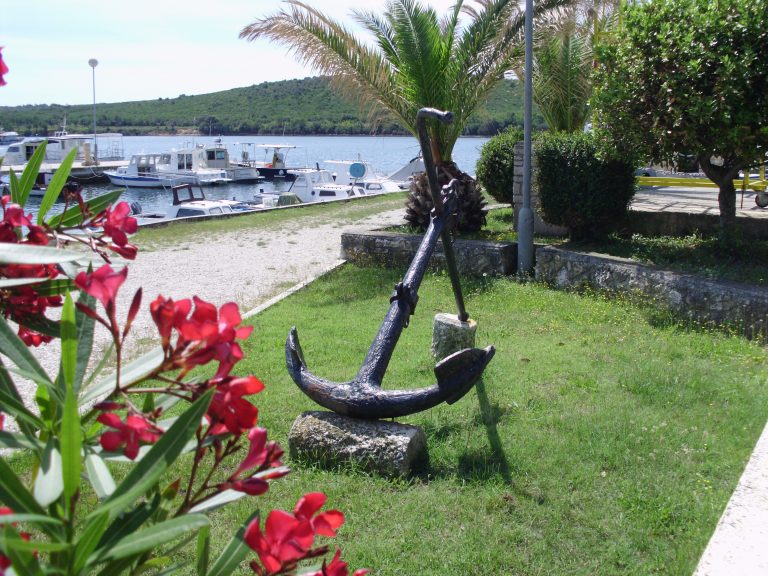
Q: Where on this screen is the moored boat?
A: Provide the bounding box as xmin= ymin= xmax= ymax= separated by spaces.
xmin=285 ymin=168 xmax=366 ymax=203
xmin=235 ymin=143 xmax=304 ymax=181
xmin=131 ymin=183 xmax=259 ymax=224
xmin=325 ymin=159 xmax=404 ymax=194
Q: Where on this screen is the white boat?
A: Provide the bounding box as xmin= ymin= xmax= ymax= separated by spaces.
xmin=106 ymin=147 xmax=231 ymax=188
xmin=131 ymin=184 xmax=259 ymax=225
xmin=285 ymin=168 xmax=366 ymax=203
xmin=197 ymin=140 xmax=261 ymax=182
xmin=387 ymin=155 xmax=425 ymax=189
xmin=105 ymin=153 xmax=192 ymax=188
xmin=325 ymin=160 xmax=404 ymax=194
xmin=235 ymin=143 xmax=305 ymax=180
xmin=1 ymin=125 xmax=123 ymax=167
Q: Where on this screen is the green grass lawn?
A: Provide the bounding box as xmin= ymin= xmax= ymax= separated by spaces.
xmin=202 ymin=264 xmax=768 ymax=575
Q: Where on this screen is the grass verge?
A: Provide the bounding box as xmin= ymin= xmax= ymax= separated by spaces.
xmin=206 ymin=264 xmax=768 ymax=575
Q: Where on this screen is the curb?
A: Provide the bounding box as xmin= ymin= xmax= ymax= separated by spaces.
xmin=242 ymin=259 xmax=347 ymax=320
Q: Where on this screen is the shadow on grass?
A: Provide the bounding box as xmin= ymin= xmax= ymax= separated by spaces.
xmin=466 ymin=378 xmax=513 ymax=485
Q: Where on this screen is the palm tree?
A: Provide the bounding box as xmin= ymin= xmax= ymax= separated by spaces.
xmin=515 ymin=0 xmax=618 ymax=132
xmin=240 ymin=0 xmax=572 ymax=230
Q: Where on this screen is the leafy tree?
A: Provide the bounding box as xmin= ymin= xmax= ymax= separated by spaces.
xmin=240 ymin=0 xmax=570 ymax=231
xmin=593 ymin=0 xmax=768 ymax=240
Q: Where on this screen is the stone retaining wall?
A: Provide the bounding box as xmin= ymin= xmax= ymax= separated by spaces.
xmin=340 ymin=231 xmax=517 ymax=277
xmin=535 ymin=245 xmax=768 ymax=339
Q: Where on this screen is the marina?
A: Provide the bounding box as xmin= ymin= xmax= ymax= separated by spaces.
xmin=2 ymin=134 xmax=489 ymax=219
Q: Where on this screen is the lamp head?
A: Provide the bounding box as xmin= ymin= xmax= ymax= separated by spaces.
xmin=88 ymin=58 xmax=98 ymax=68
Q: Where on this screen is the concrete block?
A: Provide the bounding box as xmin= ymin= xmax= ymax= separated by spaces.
xmin=431 ymin=313 xmax=477 ymax=359
xmin=288 ymin=411 xmax=426 ymax=477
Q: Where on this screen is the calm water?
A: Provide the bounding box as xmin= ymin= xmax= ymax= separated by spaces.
xmin=25 ymin=135 xmax=489 ymax=215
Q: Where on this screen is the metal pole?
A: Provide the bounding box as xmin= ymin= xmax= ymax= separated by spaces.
xmin=88 ymin=58 xmax=98 ymax=164
xmin=517 ymin=0 xmax=535 ymax=274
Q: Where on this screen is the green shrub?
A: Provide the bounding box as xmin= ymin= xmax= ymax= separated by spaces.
xmin=535 ymin=131 xmax=636 ymax=240
xmin=475 ymin=126 xmax=523 ymax=204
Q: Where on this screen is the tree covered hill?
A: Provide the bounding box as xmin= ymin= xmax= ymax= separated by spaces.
xmin=0 ymin=77 xmax=544 ymax=137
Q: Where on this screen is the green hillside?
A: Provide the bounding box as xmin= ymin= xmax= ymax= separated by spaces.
xmin=0 ymin=77 xmax=545 ymax=137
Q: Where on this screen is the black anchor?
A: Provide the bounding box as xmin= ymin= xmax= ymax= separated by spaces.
xmin=285 ymin=108 xmax=495 ymax=419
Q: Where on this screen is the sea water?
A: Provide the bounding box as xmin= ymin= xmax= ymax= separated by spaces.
xmin=22 ymin=135 xmax=489 ymax=216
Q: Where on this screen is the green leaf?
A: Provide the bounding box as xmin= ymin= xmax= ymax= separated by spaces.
xmin=91 ymin=389 xmax=213 ymax=521
xmin=75 ymin=289 xmax=97 ymax=394
xmin=81 ymin=346 xmax=164 ymax=404
xmin=60 ymin=294 xmax=77 ymax=393
xmin=37 ymin=147 xmax=77 ymax=225
xmin=196 ymin=525 xmax=210 ymax=576
xmin=47 ymin=189 xmax=124 ymax=229
xmin=0 ymin=359 xmax=36 ymax=438
xmin=0 ymin=458 xmax=46 ymax=517
xmin=0 ymin=431 xmax=43 ymax=451
xmin=61 ymin=318 xmax=82 ymax=506
xmin=33 ymin=438 xmax=63 ymax=507
xmin=15 ymin=142 xmax=47 ymax=207
xmin=0 ymin=525 xmax=44 ymax=576
xmin=0 ymin=387 xmax=46 ymax=431
xmin=96 ymin=496 xmax=158 ymax=553
xmin=0 ymin=316 xmax=53 ymax=392
xmin=94 ymin=515 xmax=209 ymax=564
xmin=84 ymin=453 xmax=116 ymax=499
xmin=207 ymin=511 xmax=259 ymax=576
xmin=73 ymin=512 xmax=109 ymax=574
xmin=0 ymin=243 xmax=83 ymax=265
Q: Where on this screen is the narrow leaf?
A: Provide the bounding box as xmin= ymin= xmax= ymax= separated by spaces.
xmin=0 ymin=431 xmax=43 ymax=451
xmin=47 ymin=189 xmax=124 ymax=228
xmin=16 ymin=142 xmax=47 ymax=206
xmin=91 ymin=390 xmax=213 ymax=520
xmin=84 ymin=453 xmax=117 ymax=499
xmin=81 ymin=346 xmax=164 ymax=404
xmin=1 ymin=525 xmax=44 ymax=576
xmin=0 ymin=243 xmax=83 ymax=265
xmin=207 ymin=511 xmax=259 ymax=576
xmin=33 ymin=438 xmax=63 ymax=507
xmin=73 ymin=513 xmax=109 ymax=574
xmin=0 ymin=316 xmax=54 ymax=388
xmin=0 ymin=458 xmax=46 ymax=516
xmin=196 ymin=525 xmax=210 ymax=576
xmin=0 ymin=359 xmax=36 ymax=438
xmin=0 ymin=387 xmax=46 ymax=430
xmin=75 ymin=289 xmax=97 ymax=394
xmin=96 ymin=497 xmax=157 ymax=553
xmin=94 ymin=515 xmax=209 ymax=563
xmin=37 ymin=147 xmax=78 ymax=224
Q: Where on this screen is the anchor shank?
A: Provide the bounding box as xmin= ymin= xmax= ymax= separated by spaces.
xmin=355 ymin=197 xmax=453 ymax=386
xmin=416 ymin=108 xmax=469 ymax=322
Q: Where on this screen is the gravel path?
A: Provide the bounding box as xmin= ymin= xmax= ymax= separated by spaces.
xmin=28 ymin=203 xmax=407 ymax=392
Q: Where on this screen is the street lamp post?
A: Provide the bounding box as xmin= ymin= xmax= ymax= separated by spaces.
xmin=517 ymin=0 xmax=534 ymax=274
xmin=88 ymin=58 xmax=98 ymax=165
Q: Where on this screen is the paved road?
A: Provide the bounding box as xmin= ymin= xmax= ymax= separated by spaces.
xmin=633 ymin=186 xmax=768 ymax=220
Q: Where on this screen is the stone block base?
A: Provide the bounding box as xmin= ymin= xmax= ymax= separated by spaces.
xmin=431 ymin=313 xmax=477 ymax=359
xmin=288 ymin=411 xmax=427 ymax=477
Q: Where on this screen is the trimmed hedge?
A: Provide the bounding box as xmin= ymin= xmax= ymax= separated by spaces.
xmin=475 ymin=126 xmax=523 ymax=204
xmin=536 ymin=131 xmax=636 ymax=240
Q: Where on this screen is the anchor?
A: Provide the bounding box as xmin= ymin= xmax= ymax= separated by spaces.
xmin=286 ymin=108 xmax=495 ymax=419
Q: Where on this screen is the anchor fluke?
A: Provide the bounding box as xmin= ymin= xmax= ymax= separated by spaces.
xmin=436 ymin=346 xmax=496 ymax=405
xmin=286 ymin=327 xmax=494 ymax=420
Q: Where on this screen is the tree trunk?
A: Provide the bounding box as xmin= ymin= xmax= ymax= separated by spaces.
xmin=698 ymin=155 xmax=743 ymax=244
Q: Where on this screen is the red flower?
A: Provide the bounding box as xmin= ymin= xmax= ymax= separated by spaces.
xmin=294 ymin=493 xmax=345 ymax=538
xmin=75 ymin=264 xmax=127 ymax=310
xmin=219 ymin=427 xmax=286 ymax=495
xmin=0 ymin=47 xmax=7 ymax=87
xmin=176 ymin=299 xmax=250 ymax=377
xmin=206 ymin=376 xmax=263 ymax=436
xmin=150 ymin=295 xmax=192 ymax=349
xmin=0 ymin=507 xmax=31 ymax=574
xmin=0 ymin=413 xmax=4 ymax=430
xmin=305 ymin=550 xmax=369 ymax=576
xmin=97 ymin=412 xmax=163 ymax=460
xmin=102 ymin=202 xmax=138 ymax=247
xmin=245 ymin=510 xmax=315 ymax=575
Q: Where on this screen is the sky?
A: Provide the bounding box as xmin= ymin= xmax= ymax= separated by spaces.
xmin=1 ymin=0 xmax=460 ymax=108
